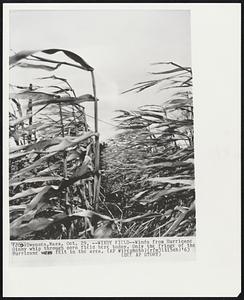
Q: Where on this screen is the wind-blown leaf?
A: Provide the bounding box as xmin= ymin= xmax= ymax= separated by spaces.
xmin=16 ymin=62 xmax=62 ymax=71
xmin=10 ymin=209 xmax=112 ymax=238
xmin=9 ymin=187 xmax=46 ymax=202
xmin=10 ymin=50 xmax=38 ymax=65
xmin=140 ymin=160 xmax=194 ymax=169
xmin=37 ymin=75 xmax=70 ymax=84
xmin=150 ymin=67 xmax=186 ymax=75
xmin=162 ymin=201 xmax=195 ymax=236
xmin=26 ymin=139 xmax=61 ymax=151
xmin=51 ymin=86 xmax=71 ymax=95
xmin=131 ymin=190 xmax=149 ymax=201
xmin=10 ymin=48 xmax=93 ymax=71
xmin=10 ymin=176 xmax=63 ymax=187
xmin=9 ymin=151 xmax=33 ymax=160
xmin=25 ymin=185 xmax=59 ymax=213
xmin=151 ymin=62 xmax=192 ymax=73
xmin=10 ymin=83 xmax=41 ymax=92
xmin=12 ymin=152 xmax=58 ymax=179
xmin=10 ymin=91 xmax=58 ymax=101
xmin=147 ymin=177 xmax=194 ymax=186
xmin=164 ymin=98 xmax=192 ymax=106
xmin=10 ymin=138 xmax=61 ymax=153
xmin=10 ymin=212 xmax=67 ymax=238
xmin=72 ymin=209 xmax=113 ymax=221
xmin=139 ymin=186 xmax=195 ymax=204
xmin=42 ymin=48 xmax=93 ymax=71
xmin=47 ymin=132 xmax=94 ymax=152
xmin=11 ymin=210 xmax=37 ymax=226
xmin=29 ymin=94 xmax=96 ymax=107
xmin=9 ymin=204 xmax=27 ymax=213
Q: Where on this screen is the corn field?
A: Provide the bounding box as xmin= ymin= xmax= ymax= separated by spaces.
xmin=9 ymin=50 xmax=195 ymax=240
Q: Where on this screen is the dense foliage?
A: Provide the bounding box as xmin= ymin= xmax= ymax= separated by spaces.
xmin=9 ymin=51 xmax=195 ymax=240
xmin=101 ymin=62 xmax=195 ymax=237
xmin=9 ymin=49 xmax=102 ymax=240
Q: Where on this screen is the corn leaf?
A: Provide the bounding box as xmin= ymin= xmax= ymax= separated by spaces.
xmin=10 ymin=48 xmax=93 ymax=71
xmin=139 ymin=186 xmax=194 ymax=204
xmin=9 ymin=187 xmax=46 ymax=202
xmin=16 ymin=62 xmax=62 ymax=71
xmin=10 ymin=176 xmax=63 ymax=187
xmin=25 ymin=185 xmax=58 ymax=213
xmin=46 ymin=132 xmax=94 ymax=152
xmin=10 ymin=212 xmax=67 ymax=238
xmin=30 ymin=94 xmax=96 ymax=107
xmin=147 ymin=176 xmax=194 ymax=186
xmin=12 ymin=152 xmax=58 ymax=179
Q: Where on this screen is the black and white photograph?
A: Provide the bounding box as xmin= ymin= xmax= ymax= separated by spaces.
xmin=3 ymin=3 xmax=241 ymax=298
xmin=9 ymin=10 xmax=196 ymax=240
xmin=9 ymin=9 xmax=195 ymax=241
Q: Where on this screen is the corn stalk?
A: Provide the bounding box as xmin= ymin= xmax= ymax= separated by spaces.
xmin=91 ymin=71 xmax=100 ymax=211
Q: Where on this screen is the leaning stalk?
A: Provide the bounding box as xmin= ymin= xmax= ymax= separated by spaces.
xmin=91 ymin=71 xmax=100 ymax=211
xmin=58 ymin=103 xmax=70 ymax=214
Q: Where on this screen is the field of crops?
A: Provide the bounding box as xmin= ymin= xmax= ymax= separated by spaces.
xmin=9 ymin=50 xmax=195 ymax=240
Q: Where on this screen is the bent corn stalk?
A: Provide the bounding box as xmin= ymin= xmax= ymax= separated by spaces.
xmin=91 ymin=71 xmax=100 ymax=211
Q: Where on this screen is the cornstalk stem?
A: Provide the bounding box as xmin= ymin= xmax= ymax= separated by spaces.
xmin=67 ymin=81 xmax=78 ymax=135
xmin=27 ymin=84 xmax=33 ymax=143
xmin=91 ymin=71 xmax=98 ymax=133
xmin=91 ymin=71 xmax=100 ymax=211
xmin=59 ymin=103 xmax=70 ymax=215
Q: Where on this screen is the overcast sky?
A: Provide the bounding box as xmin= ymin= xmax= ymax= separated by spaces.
xmin=10 ymin=9 xmax=191 ymax=141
